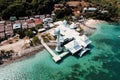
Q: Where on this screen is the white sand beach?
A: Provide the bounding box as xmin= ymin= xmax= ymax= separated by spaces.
xmin=80 ymin=19 xmax=103 ymax=35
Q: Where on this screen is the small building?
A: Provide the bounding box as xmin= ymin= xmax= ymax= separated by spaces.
xmin=5 ymin=24 xmax=13 ymax=33
xmin=54 ymin=4 xmax=64 ymax=11
xmin=27 ymin=23 xmax=36 ymax=28
xmin=43 ymin=18 xmax=53 ymax=23
xmin=40 ymin=15 xmax=45 ymax=19
xmin=22 ymin=22 xmax=28 ymax=29
xmin=67 ymin=1 xmax=81 ymax=11
xmin=67 ymin=1 xmax=81 ymax=17
xmin=67 ymin=1 xmax=89 ymax=17
xmin=34 ymin=19 xmax=42 ymax=25
xmin=34 ymin=15 xmax=40 ymax=19
xmin=48 ymin=23 xmax=55 ymax=28
xmin=24 ymin=17 xmax=29 ymax=20
xmin=10 ymin=16 xmax=17 ymax=22
xmin=70 ymin=22 xmax=78 ymax=29
xmin=43 ymin=24 xmax=50 ymax=30
xmin=13 ymin=23 xmax=21 ymax=29
xmin=19 ymin=17 xmax=25 ymax=20
xmin=0 ymin=21 xmax=5 ymax=24
xmin=99 ymin=10 xmax=108 ymax=14
xmin=0 ymin=32 xmax=4 ymax=38
xmin=83 ymin=7 xmax=97 ymax=13
xmin=38 ymin=28 xmax=46 ymax=32
xmin=0 ymin=21 xmax=5 ymax=32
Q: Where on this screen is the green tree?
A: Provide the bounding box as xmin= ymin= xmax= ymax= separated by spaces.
xmin=2 ymin=4 xmax=25 ymax=19
xmin=32 ymin=36 xmax=40 ymax=45
xmin=25 ymin=29 xmax=34 ymax=38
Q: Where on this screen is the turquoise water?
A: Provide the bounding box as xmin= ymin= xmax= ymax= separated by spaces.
xmin=0 ymin=22 xmax=120 ymax=80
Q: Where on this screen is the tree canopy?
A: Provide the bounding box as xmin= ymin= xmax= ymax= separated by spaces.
xmin=0 ymin=0 xmax=55 ymax=20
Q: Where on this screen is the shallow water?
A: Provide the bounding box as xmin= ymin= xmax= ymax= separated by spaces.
xmin=0 ymin=22 xmax=120 ymax=80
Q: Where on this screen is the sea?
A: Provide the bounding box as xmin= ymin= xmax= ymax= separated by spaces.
xmin=0 ymin=22 xmax=120 ymax=80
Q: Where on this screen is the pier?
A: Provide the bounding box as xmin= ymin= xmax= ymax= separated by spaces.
xmin=40 ymin=36 xmax=69 ymax=62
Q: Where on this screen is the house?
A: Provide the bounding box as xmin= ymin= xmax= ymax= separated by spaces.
xmin=99 ymin=10 xmax=108 ymax=14
xmin=0 ymin=32 xmax=4 ymax=38
xmin=54 ymin=4 xmax=64 ymax=11
xmin=5 ymin=24 xmax=13 ymax=37
xmin=67 ymin=1 xmax=89 ymax=17
xmin=13 ymin=23 xmax=21 ymax=29
xmin=0 ymin=21 xmax=5 ymax=38
xmin=34 ymin=15 xmax=40 ymax=19
xmin=43 ymin=18 xmax=53 ymax=23
xmin=40 ymin=15 xmax=45 ymax=19
xmin=67 ymin=1 xmax=81 ymax=11
xmin=83 ymin=7 xmax=97 ymax=13
xmin=34 ymin=19 xmax=42 ymax=25
xmin=10 ymin=16 xmax=17 ymax=22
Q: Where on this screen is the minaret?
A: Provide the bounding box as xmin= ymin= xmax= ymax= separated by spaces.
xmin=55 ymin=28 xmax=62 ymax=52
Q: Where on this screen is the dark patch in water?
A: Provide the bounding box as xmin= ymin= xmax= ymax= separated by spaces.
xmin=88 ymin=44 xmax=95 ymax=49
xmin=85 ymin=71 xmax=114 ymax=80
xmin=49 ymin=71 xmax=65 ymax=80
xmin=60 ymin=64 xmax=88 ymax=80
xmin=96 ymin=38 xmax=120 ymax=53
xmin=92 ymin=54 xmax=111 ymax=61
xmin=103 ymin=60 xmax=120 ymax=79
xmin=115 ymin=53 xmax=120 ymax=60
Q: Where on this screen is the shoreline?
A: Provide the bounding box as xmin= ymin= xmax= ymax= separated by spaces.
xmin=0 ymin=19 xmax=105 ymax=67
xmin=0 ymin=43 xmax=56 ymax=67
xmin=80 ymin=19 xmax=105 ymax=35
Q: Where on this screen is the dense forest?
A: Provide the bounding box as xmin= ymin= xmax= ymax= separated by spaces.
xmin=84 ymin=0 xmax=120 ymax=21
xmin=0 ymin=0 xmax=57 ymax=20
xmin=0 ymin=0 xmax=120 ymax=21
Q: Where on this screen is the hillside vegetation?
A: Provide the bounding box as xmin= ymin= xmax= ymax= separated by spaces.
xmin=0 ymin=0 xmax=119 ymax=21
xmin=85 ymin=0 xmax=120 ymax=20
xmin=0 ymin=0 xmax=55 ymax=20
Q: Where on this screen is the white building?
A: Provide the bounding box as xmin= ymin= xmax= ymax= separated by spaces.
xmin=13 ymin=23 xmax=21 ymax=29
xmin=53 ymin=20 xmax=91 ymax=54
xmin=64 ymin=40 xmax=82 ymax=54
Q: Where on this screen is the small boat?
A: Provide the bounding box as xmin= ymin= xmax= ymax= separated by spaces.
xmin=79 ymin=48 xmax=90 ymax=57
